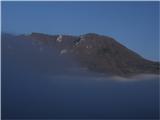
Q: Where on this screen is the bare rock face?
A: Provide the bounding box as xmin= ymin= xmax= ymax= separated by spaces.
xmin=22 ymin=32 xmax=159 ymax=77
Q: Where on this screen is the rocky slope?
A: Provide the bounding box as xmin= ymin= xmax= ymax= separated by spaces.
xmin=20 ymin=32 xmax=159 ymax=77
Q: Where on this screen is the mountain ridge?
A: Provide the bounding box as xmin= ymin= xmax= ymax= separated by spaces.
xmin=17 ymin=32 xmax=160 ymax=77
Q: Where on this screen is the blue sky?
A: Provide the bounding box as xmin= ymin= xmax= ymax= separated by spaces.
xmin=2 ymin=1 xmax=159 ymax=61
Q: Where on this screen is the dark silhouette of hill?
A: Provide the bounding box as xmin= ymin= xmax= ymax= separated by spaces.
xmin=18 ymin=32 xmax=160 ymax=77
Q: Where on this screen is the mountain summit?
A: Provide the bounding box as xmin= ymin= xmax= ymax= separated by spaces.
xmin=21 ymin=32 xmax=159 ymax=77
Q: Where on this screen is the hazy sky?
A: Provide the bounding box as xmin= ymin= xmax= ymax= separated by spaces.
xmin=2 ymin=1 xmax=159 ymax=61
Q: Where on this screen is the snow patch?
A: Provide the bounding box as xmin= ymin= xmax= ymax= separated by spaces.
xmin=60 ymin=49 xmax=67 ymax=54
xmin=80 ymin=35 xmax=85 ymax=41
xmin=74 ymin=35 xmax=85 ymax=46
xmin=56 ymin=35 xmax=63 ymax=42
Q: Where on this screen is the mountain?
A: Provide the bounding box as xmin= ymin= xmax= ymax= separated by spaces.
xmin=19 ymin=32 xmax=159 ymax=77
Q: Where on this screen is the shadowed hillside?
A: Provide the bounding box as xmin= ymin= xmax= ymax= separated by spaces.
xmin=17 ymin=32 xmax=160 ymax=77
